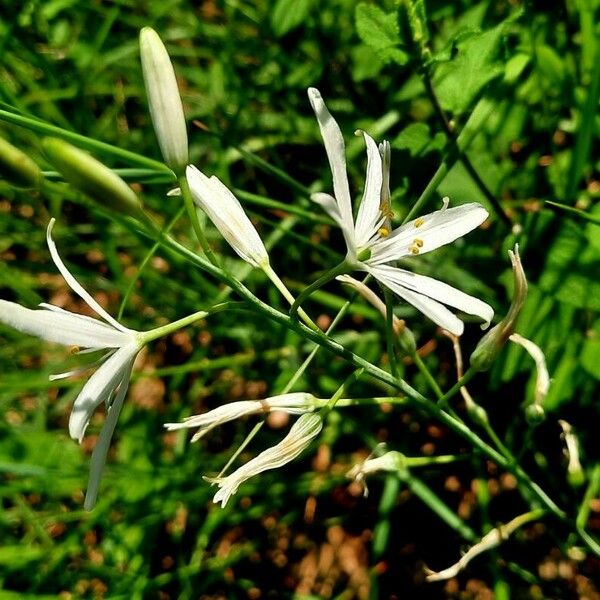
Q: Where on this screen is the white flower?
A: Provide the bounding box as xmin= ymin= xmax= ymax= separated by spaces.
xmin=308 ymin=87 xmax=494 ymax=336
xmin=164 ymin=392 xmax=314 ymax=442
xmin=0 ymin=219 xmax=143 ymax=509
xmin=206 ymin=412 xmax=323 ymax=507
xmin=186 ymin=164 xmax=270 ymax=268
xmin=139 ymin=27 xmax=189 ymax=173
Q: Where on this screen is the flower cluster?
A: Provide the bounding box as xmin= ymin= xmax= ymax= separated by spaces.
xmin=0 ymin=27 xmax=500 ymax=511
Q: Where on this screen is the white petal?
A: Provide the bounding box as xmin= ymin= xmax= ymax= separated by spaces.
xmin=307 ymin=88 xmax=355 ymax=253
xmin=68 ymin=344 xmax=139 ymax=442
xmin=209 ymin=413 xmax=322 ymax=507
xmin=0 ymin=300 xmax=132 ymax=348
xmin=354 ymin=131 xmax=384 ymax=249
xmin=311 ymin=192 xmax=344 ymax=227
xmin=46 ymin=219 xmax=131 ymax=333
xmin=371 ymin=265 xmax=493 ymax=327
xmin=369 ymin=266 xmax=465 ymax=335
xmin=369 ymin=202 xmax=488 ymax=264
xmin=83 ymin=358 xmax=134 ymax=510
xmin=186 ymin=165 xmax=269 ymax=267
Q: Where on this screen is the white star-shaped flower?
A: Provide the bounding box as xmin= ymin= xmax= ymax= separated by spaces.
xmin=0 ymin=219 xmax=143 ymax=509
xmin=308 ymin=87 xmax=494 ymax=336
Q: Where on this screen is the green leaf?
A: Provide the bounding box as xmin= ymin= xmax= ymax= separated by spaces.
xmin=581 ymin=320 xmax=600 ymax=380
xmin=392 ymin=123 xmax=444 ymax=157
xmin=433 ymin=22 xmax=506 ymax=113
xmin=271 ymin=0 xmax=312 ymax=38
xmin=355 ymin=3 xmax=408 ymax=65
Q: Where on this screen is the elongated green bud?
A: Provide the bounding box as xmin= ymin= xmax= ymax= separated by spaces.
xmin=470 ymin=245 xmax=527 ymax=371
xmin=42 ymin=138 xmax=143 ymax=219
xmin=139 ymin=27 xmax=188 ymax=174
xmin=0 ymin=136 xmax=43 ymax=188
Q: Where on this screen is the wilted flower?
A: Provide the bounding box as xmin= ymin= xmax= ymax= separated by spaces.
xmin=0 ymin=219 xmax=144 ymax=509
xmin=509 ymin=333 xmax=550 ymax=407
xmin=308 ymin=88 xmax=493 ymax=336
xmin=139 ymin=27 xmax=189 ymax=173
xmin=165 ymin=392 xmax=315 ymax=442
xmin=206 ymin=413 xmax=323 ymax=507
xmin=471 ymin=244 xmax=527 ymax=371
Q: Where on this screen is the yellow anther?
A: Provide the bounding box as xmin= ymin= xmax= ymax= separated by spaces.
xmin=379 ymin=202 xmax=394 ymax=219
xmin=409 ymin=245 xmax=420 ymax=255
xmin=69 ymin=346 xmax=80 ymax=355
xmin=414 ymin=238 xmax=424 ymax=248
xmin=414 ymin=217 xmax=425 ymax=228
xmin=378 ymin=227 xmax=390 ymax=237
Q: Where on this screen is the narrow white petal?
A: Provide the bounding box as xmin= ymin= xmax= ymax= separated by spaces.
xmin=369 ymin=266 xmax=464 ymax=335
xmin=371 ymin=265 xmax=493 ymax=327
xmin=68 ymin=344 xmax=139 ymax=442
xmin=369 ymin=202 xmax=488 ymax=264
xmin=186 ymin=165 xmax=269 ymax=267
xmin=307 ymin=88 xmax=355 ymax=253
xmin=46 ymin=219 xmax=131 ymax=333
xmin=83 ymin=358 xmax=134 ymax=510
xmin=49 ymin=350 xmax=115 ymax=381
xmin=311 ymin=192 xmax=344 ymax=227
xmin=0 ymin=300 xmax=133 ymax=348
xmin=354 ymin=131 xmax=384 ymax=249
xmin=208 ymin=413 xmax=322 ymax=507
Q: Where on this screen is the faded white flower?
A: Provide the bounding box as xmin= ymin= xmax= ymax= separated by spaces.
xmin=206 ymin=413 xmax=323 ymax=507
xmin=165 ymin=392 xmax=315 ymax=442
xmin=308 ymin=87 xmax=494 ymax=336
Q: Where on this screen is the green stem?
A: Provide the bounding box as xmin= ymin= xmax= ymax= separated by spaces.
xmin=438 ymin=367 xmax=477 ymax=409
xmin=177 ymin=174 xmax=219 ymax=265
xmin=0 ymin=108 xmax=171 ymax=174
xmin=262 ymin=264 xmax=319 ymax=332
xmin=117 ymin=207 xmax=185 ymax=319
xmin=138 ymin=304 xmax=229 ymax=345
xmin=290 ymin=261 xmax=351 ymax=319
xmin=412 ymin=352 xmax=444 ymax=400
xmin=323 ymin=368 xmax=364 ymax=413
xmin=383 ymin=289 xmax=400 ymax=378
xmin=402 ymin=96 xmax=496 ymax=224
xmin=122 ymin=221 xmax=567 ymax=523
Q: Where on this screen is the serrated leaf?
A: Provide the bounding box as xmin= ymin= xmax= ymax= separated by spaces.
xmin=271 ymin=0 xmax=312 ymax=38
xmin=355 ymin=3 xmax=408 ymax=65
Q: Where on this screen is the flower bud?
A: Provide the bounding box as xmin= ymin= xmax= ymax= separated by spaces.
xmin=0 ymin=136 xmax=43 ymax=188
xmin=470 ymin=245 xmax=527 ymax=371
xmin=42 ymin=138 xmax=143 ymax=219
xmin=139 ymin=27 xmax=188 ymax=174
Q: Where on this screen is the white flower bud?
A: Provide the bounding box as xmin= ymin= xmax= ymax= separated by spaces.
xmin=139 ymin=27 xmax=188 ymax=173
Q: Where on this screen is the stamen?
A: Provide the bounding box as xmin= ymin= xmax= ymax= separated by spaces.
xmin=69 ymin=345 xmax=81 ymax=355
xmin=414 ymin=217 xmax=425 ymax=228
xmin=414 ymin=238 xmax=424 ymax=248
xmin=409 ymin=245 xmax=420 ymax=255
xmin=378 ymin=227 xmax=390 ymax=237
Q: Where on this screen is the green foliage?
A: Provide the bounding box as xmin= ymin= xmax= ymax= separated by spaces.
xmin=0 ymin=0 xmax=599 ymax=598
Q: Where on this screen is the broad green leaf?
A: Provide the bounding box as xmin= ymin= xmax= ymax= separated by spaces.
xmin=355 ymin=3 xmax=408 ymax=65
xmin=581 ymin=319 xmax=600 ymax=380
xmin=271 ymin=0 xmax=313 ymax=38
xmin=433 ymin=22 xmax=506 ymax=113
xmin=392 ymin=122 xmax=444 ymax=157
